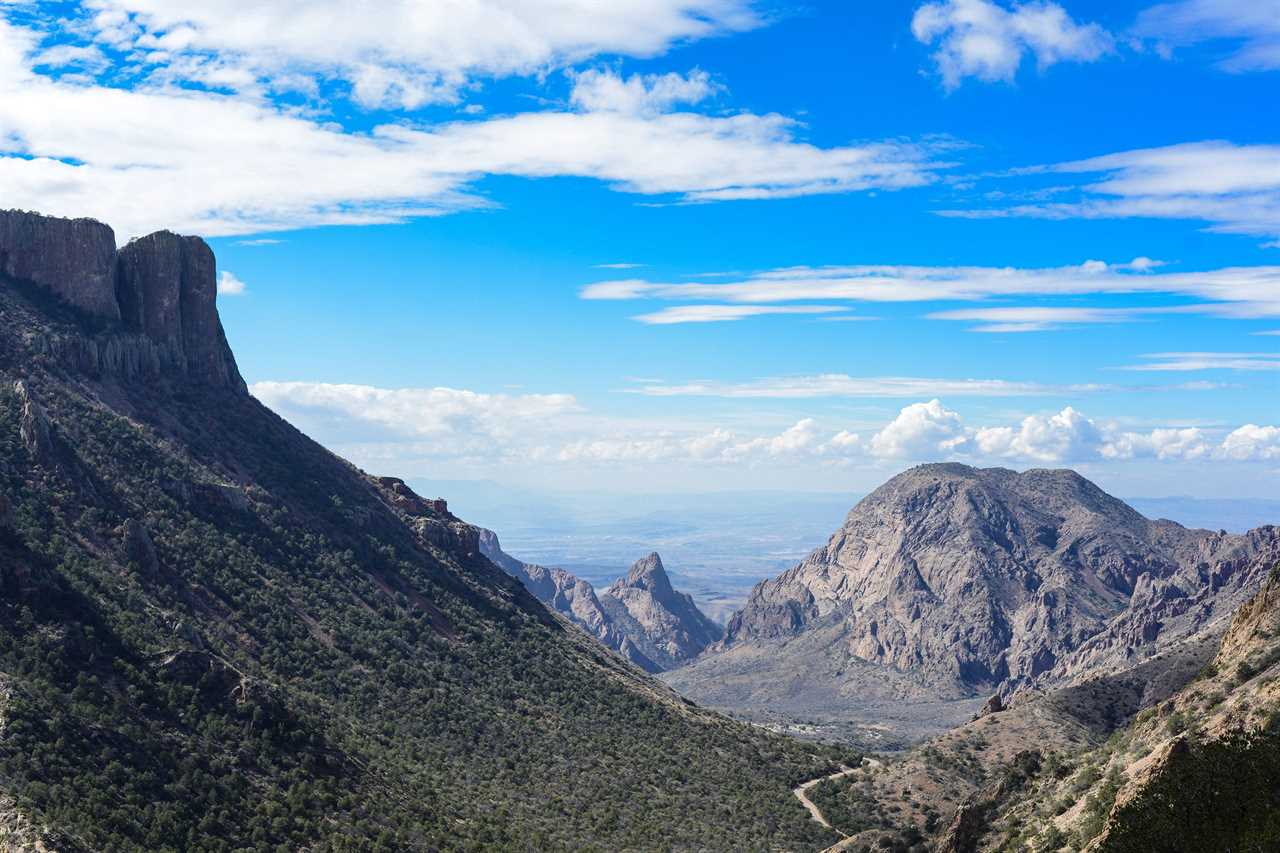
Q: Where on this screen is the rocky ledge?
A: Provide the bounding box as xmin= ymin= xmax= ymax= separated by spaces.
xmin=0 ymin=210 xmax=245 ymax=392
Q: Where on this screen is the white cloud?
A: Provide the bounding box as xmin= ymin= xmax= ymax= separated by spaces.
xmin=911 ymin=0 xmax=1113 ymax=90
xmin=928 ymin=305 xmax=1140 ymax=332
xmin=569 ymin=67 xmax=721 ymax=115
xmin=952 ymin=141 xmax=1280 ymax=241
xmin=250 ymin=382 xmax=581 ymax=460
xmin=0 ymin=24 xmax=939 ymax=240
xmin=250 ymin=380 xmax=1279 ymax=471
xmin=1103 ymin=427 xmax=1212 ymax=461
xmin=1124 ymin=351 xmax=1280 ymax=371
xmin=632 ymin=304 xmax=850 ymax=324
xmin=582 ymin=259 xmax=1280 ymax=320
xmin=870 ymin=399 xmax=970 ymax=457
xmin=625 ymin=374 xmax=1105 ymax=398
xmin=974 ymin=406 xmax=1104 ymax=462
xmin=1135 ymin=0 xmax=1280 ymax=72
xmin=216 ymin=270 xmax=247 ymax=295
xmin=1220 ymin=424 xmax=1280 ymax=460
xmin=73 ymin=0 xmax=762 ymax=108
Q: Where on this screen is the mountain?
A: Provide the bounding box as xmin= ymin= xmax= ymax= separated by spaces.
xmin=666 ymin=463 xmax=1279 ymax=741
xmin=0 ymin=210 xmax=853 ymax=851
xmin=601 ymin=552 xmax=724 ymax=670
xmin=478 ymin=532 xmax=721 ymax=672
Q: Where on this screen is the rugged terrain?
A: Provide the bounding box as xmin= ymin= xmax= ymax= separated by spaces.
xmin=667 ymin=464 xmax=1279 ymax=742
xmin=805 ymin=550 xmax=1280 ymax=852
xmin=480 ymin=534 xmax=721 ymax=672
xmin=0 ymin=210 xmax=855 ymax=851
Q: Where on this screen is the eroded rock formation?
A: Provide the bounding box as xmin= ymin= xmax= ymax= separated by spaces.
xmin=1 ymin=210 xmax=245 ymax=392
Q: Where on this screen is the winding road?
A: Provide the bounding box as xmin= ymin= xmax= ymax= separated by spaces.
xmin=792 ymin=757 xmax=884 ymax=848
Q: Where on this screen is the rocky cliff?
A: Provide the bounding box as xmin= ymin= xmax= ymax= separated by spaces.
xmin=478 ymin=533 xmax=720 ymax=672
xmin=0 ymin=210 xmax=244 ymax=392
xmin=601 ymin=553 xmax=723 ymax=670
xmin=666 ymin=464 xmax=1278 ymax=739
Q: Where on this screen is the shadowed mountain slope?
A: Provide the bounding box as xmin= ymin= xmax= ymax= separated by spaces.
xmin=0 ymin=210 xmax=850 ymax=852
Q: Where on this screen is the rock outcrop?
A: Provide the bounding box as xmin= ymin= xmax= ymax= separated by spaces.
xmin=0 ymin=210 xmax=119 ymax=320
xmin=600 ymin=553 xmax=723 ymax=670
xmin=478 ymin=532 xmax=719 ymax=672
xmin=1 ymin=210 xmax=244 ymax=392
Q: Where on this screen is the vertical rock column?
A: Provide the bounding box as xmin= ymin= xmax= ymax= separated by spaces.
xmin=0 ymin=210 xmax=120 ymax=320
xmin=117 ymin=231 xmax=246 ymax=392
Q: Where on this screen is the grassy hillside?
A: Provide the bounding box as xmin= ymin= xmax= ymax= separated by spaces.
xmin=0 ymin=277 xmax=852 ymax=852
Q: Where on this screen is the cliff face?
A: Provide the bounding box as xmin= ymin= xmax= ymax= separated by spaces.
xmin=0 ymin=210 xmax=244 ymax=392
xmin=601 ymin=553 xmax=723 ymax=670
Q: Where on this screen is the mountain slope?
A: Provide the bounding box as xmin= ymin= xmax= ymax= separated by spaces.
xmin=479 ymin=533 xmax=720 ymax=671
xmin=667 ymin=464 xmax=1278 ymax=741
xmin=0 ymin=210 xmax=851 ymax=851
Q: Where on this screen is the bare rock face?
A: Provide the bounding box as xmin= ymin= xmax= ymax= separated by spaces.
xmin=674 ymin=464 xmax=1279 ymax=725
xmin=599 ymin=552 xmax=723 ymax=670
xmin=14 ymin=381 xmax=52 ymax=460
xmin=2 ymin=210 xmax=245 ymax=393
xmin=0 ymin=210 xmax=120 ymax=320
xmin=478 ymin=533 xmax=717 ymax=673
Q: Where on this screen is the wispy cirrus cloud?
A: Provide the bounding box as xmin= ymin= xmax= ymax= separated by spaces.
xmin=1135 ymin=0 xmax=1280 ymax=72
xmin=623 ymin=374 xmax=1112 ymax=398
xmin=1122 ymin=351 xmax=1280 ymax=371
xmin=631 ymin=304 xmax=851 ymax=324
xmin=945 ymin=141 xmax=1280 ymax=241
xmin=582 ymin=258 xmax=1280 ymax=327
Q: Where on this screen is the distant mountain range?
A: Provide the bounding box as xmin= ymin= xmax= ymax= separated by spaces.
xmin=479 ymin=531 xmax=720 ymax=672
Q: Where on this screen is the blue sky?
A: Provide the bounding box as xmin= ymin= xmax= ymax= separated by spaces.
xmin=2 ymin=0 xmax=1278 ymax=497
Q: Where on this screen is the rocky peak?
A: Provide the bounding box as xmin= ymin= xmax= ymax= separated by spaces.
xmin=1 ymin=210 xmax=245 ymax=392
xmin=612 ymin=552 xmax=676 ymax=600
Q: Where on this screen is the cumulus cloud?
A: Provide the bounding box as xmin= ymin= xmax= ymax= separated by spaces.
xmin=911 ymin=0 xmax=1113 ymax=89
xmin=0 ymin=19 xmax=938 ymax=239
xmin=1135 ymin=0 xmax=1280 ymax=72
xmin=583 ymin=258 xmax=1280 ymax=323
xmin=870 ymin=399 xmax=970 ymax=457
xmin=974 ymin=406 xmax=1104 ymax=462
xmin=950 ymin=141 xmax=1280 ymax=241
xmin=1220 ymin=424 xmax=1280 ymax=460
xmin=216 ymin=270 xmax=247 ymax=296
xmin=72 ymin=0 xmax=762 ymax=108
